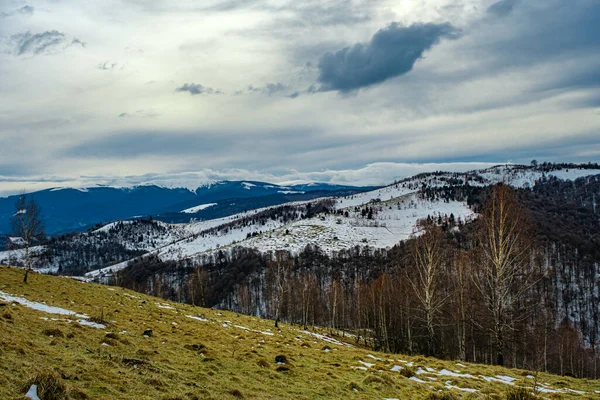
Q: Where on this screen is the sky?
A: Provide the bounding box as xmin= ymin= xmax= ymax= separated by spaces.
xmin=0 ymin=0 xmax=599 ymax=195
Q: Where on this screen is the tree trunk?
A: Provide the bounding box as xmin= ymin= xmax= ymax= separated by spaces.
xmin=23 ymin=244 xmax=30 ymax=283
xmin=495 ymin=317 xmax=504 ymax=366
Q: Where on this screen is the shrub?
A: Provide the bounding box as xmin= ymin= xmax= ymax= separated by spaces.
xmin=104 ymin=332 xmax=119 ymax=340
xmin=42 ymin=328 xmax=64 ymax=338
xmin=504 ymin=387 xmax=539 ymax=400
xmin=399 ymin=365 xmax=416 ymax=378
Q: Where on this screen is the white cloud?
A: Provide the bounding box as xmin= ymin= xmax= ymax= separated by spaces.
xmin=0 ymin=0 xmax=598 ymax=189
xmin=0 ymin=162 xmax=502 ymax=196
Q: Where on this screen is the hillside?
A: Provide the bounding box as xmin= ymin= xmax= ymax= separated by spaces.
xmin=84 ymin=164 xmax=600 ymax=277
xmin=1 ymin=266 xmax=599 ymax=400
xmin=0 ymin=181 xmax=373 ymax=235
xmin=2 ymin=164 xmax=599 ymax=279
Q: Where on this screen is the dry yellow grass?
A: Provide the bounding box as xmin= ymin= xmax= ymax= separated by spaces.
xmin=1 ymin=266 xmax=599 ymax=400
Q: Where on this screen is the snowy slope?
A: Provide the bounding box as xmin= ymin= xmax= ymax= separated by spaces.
xmin=476 ymin=166 xmax=600 ymax=188
xmin=5 ymin=164 xmax=597 ymax=279
xmin=85 ymin=193 xmax=470 ymax=278
xmin=243 ymin=195 xmax=474 ymax=254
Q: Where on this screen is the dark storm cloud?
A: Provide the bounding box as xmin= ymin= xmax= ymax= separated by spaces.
xmin=60 ymin=129 xmax=373 ymax=167
xmin=245 ymin=83 xmax=288 ymax=96
xmin=0 ymin=162 xmax=43 ymax=178
xmin=19 ymin=5 xmax=34 ymax=15
xmin=368 ymin=0 xmax=600 ymax=116
xmin=117 ymin=109 xmax=159 ymax=119
xmin=10 ymin=30 xmax=84 ymax=56
xmin=204 ymin=0 xmax=373 ymax=26
xmin=175 ymin=83 xmax=224 ymax=95
xmin=316 ymin=22 xmax=461 ymax=93
xmin=487 ymin=0 xmax=520 ymax=17
xmin=202 ymin=0 xmax=265 ymax=12
xmin=285 ymin=0 xmax=372 ymax=27
xmin=479 ymin=0 xmax=600 ymax=67
xmin=0 ymin=5 xmax=34 ymax=18
xmin=472 ymin=132 xmax=600 ymax=164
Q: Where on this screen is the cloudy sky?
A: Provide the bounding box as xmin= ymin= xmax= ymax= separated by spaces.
xmin=0 ymin=0 xmax=599 ymax=195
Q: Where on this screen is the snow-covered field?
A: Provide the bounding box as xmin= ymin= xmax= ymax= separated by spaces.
xmin=477 ymin=166 xmax=600 ymax=188
xmin=243 ymin=195 xmax=473 ymax=254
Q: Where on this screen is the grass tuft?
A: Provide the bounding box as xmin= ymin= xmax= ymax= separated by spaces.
xmin=41 ymin=328 xmax=64 ymax=338
xmin=424 ymin=392 xmax=460 ymax=400
xmin=24 ymin=371 xmax=68 ymax=400
xmin=256 ymin=359 xmax=270 ymax=368
xmin=504 ymin=387 xmax=540 ymax=400
xmin=362 ymin=375 xmax=384 ymax=385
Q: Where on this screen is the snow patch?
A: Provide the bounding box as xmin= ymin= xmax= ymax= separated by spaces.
xmin=186 ymin=315 xmax=210 ymax=322
xmin=0 ymin=291 xmax=88 ymax=319
xmin=358 ymin=360 xmax=374 ymax=368
xmin=77 ymin=319 xmax=106 ymax=329
xmin=298 ymin=330 xmax=353 ymax=347
xmin=438 ymin=369 xmax=475 ymax=378
xmin=25 ymin=384 xmax=40 ymax=400
xmin=181 ymin=203 xmax=218 ymax=213
xmin=234 ymin=325 xmax=274 ymax=336
xmin=0 ymin=291 xmax=105 ymax=328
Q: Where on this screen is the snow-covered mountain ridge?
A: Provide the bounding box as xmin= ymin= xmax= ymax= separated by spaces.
xmin=0 ymin=180 xmax=375 ymax=235
xmin=2 ymin=163 xmax=598 ymax=279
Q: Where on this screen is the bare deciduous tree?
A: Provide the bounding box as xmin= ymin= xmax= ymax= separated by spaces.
xmin=474 ymin=184 xmax=533 ymax=366
xmin=408 ymin=220 xmax=446 ymax=356
xmin=11 ymin=192 xmax=45 ymax=283
xmin=267 ymin=250 xmax=292 ymax=328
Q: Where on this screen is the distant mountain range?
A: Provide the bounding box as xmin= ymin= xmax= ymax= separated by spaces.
xmin=0 ymin=181 xmax=376 ymax=235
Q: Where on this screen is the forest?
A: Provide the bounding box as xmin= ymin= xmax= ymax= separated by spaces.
xmin=116 ymin=174 xmax=600 ymax=379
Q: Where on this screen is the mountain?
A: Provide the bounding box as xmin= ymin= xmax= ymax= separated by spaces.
xmin=4 ymin=162 xmax=600 ymax=380
xmin=0 ymin=181 xmax=375 ymax=236
xmin=1 ymin=266 xmax=598 ymax=399
xmin=4 ymin=163 xmax=599 ymax=278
